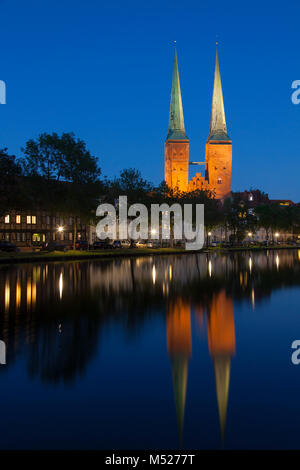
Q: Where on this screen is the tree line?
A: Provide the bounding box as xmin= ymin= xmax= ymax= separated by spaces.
xmin=1 ymin=132 xmax=300 ymax=243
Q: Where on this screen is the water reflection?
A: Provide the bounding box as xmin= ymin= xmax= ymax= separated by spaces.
xmin=0 ymin=249 xmax=300 ymax=448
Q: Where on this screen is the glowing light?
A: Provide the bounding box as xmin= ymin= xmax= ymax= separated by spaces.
xmin=275 ymin=232 xmax=279 ymax=238
xmin=59 ymin=272 xmax=63 ymax=299
xmin=249 ymin=257 xmax=252 ymax=273
xmin=152 ymin=265 xmax=156 ymax=285
xmin=151 ymin=228 xmax=157 ymax=235
xmin=276 ymin=255 xmax=280 ymax=270
xmin=57 ymin=226 xmax=64 ymax=233
xmin=169 ymin=265 xmax=172 ymax=281
xmin=16 ymin=280 xmax=21 ymax=309
xmin=298 ymin=249 xmax=300 ymax=261
xmin=251 ymin=288 xmax=255 ymax=310
xmin=208 ymin=260 xmax=212 ymax=277
xmin=4 ymin=281 xmax=10 ymax=312
xmin=208 ymin=232 xmax=212 ymax=236
xmin=27 ymin=280 xmax=32 ymax=308
xmin=248 ymin=232 xmax=252 ymax=237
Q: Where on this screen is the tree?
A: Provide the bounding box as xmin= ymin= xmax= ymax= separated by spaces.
xmin=0 ymin=148 xmax=24 ymax=217
xmin=21 ymin=132 xmax=100 ymax=183
xmin=21 ymin=132 xmax=102 ymax=247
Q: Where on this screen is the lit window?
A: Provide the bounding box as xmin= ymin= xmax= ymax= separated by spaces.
xmin=249 ymin=193 xmax=253 ymax=202
xmin=16 ymin=215 xmax=21 ymax=224
xmin=26 ymin=216 xmax=31 ymax=224
xmin=217 ymin=178 xmax=222 ymax=184
xmin=4 ymin=215 xmax=10 ymax=223
xmin=32 ymin=216 xmax=36 ymax=224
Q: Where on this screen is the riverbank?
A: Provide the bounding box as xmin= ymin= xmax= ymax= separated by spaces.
xmin=0 ymin=244 xmax=299 ymax=264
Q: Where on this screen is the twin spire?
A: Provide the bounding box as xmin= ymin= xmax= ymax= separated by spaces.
xmin=167 ymin=43 xmax=230 ymax=141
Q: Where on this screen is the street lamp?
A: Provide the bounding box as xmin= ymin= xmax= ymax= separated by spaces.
xmin=57 ymin=226 xmax=64 ymax=233
xmin=275 ymin=232 xmax=279 ymax=244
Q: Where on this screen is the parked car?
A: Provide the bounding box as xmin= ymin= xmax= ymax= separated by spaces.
xmin=75 ymin=240 xmax=89 ymax=250
xmin=112 ymin=240 xmax=122 ymax=249
xmin=129 ymin=240 xmax=137 ymax=248
xmin=0 ymin=241 xmax=19 ymax=252
xmin=40 ymin=241 xmax=68 ymax=252
xmin=136 ymin=240 xmax=147 ymax=248
xmin=92 ymin=240 xmax=112 ymax=250
xmin=120 ymin=240 xmax=131 ymax=248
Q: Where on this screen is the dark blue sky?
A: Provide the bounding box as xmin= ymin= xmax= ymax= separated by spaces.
xmin=1 ymin=0 xmax=300 ymax=200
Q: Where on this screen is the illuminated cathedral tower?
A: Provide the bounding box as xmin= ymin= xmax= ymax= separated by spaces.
xmin=205 ymin=46 xmax=232 ymax=199
xmin=164 ymin=45 xmax=189 ymax=192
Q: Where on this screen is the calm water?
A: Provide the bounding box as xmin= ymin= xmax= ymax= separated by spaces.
xmin=0 ymin=250 xmax=300 ymax=449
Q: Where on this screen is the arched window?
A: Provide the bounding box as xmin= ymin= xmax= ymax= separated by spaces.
xmin=217 ymin=177 xmax=222 ymax=184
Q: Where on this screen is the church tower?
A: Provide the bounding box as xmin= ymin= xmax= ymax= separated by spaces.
xmin=205 ymin=46 xmax=232 ymax=200
xmin=165 ymin=45 xmax=189 ymax=192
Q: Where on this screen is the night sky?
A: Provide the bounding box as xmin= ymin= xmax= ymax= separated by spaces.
xmin=1 ymin=0 xmax=300 ymax=200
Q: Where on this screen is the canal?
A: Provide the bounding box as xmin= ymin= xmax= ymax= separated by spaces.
xmin=0 ymin=249 xmax=299 ymax=449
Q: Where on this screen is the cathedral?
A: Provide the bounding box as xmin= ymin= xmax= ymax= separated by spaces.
xmin=164 ymin=45 xmax=232 ymax=200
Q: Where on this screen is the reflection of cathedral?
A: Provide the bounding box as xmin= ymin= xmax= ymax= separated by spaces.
xmin=207 ymin=290 xmax=235 ymax=443
xmin=166 ymin=299 xmax=191 ymax=443
xmin=166 ymin=290 xmax=235 ymax=445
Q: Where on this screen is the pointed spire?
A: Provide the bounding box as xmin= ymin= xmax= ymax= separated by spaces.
xmin=208 ymin=45 xmax=230 ymax=141
xmin=167 ymin=43 xmax=188 ymax=140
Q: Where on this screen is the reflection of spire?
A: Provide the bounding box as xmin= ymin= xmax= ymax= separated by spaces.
xmin=207 ymin=290 xmax=235 ymax=445
xmin=213 ymin=355 xmax=231 ymax=444
xmin=170 ymin=356 xmax=188 ymax=444
xmin=166 ymin=299 xmax=191 ymax=445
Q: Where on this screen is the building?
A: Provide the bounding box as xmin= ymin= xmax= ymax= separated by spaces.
xmin=165 ymin=45 xmax=232 ymax=200
xmin=0 ymin=210 xmax=89 ymax=248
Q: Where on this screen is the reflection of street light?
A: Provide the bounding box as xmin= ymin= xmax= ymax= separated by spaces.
xmin=207 ymin=231 xmax=212 ymax=247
